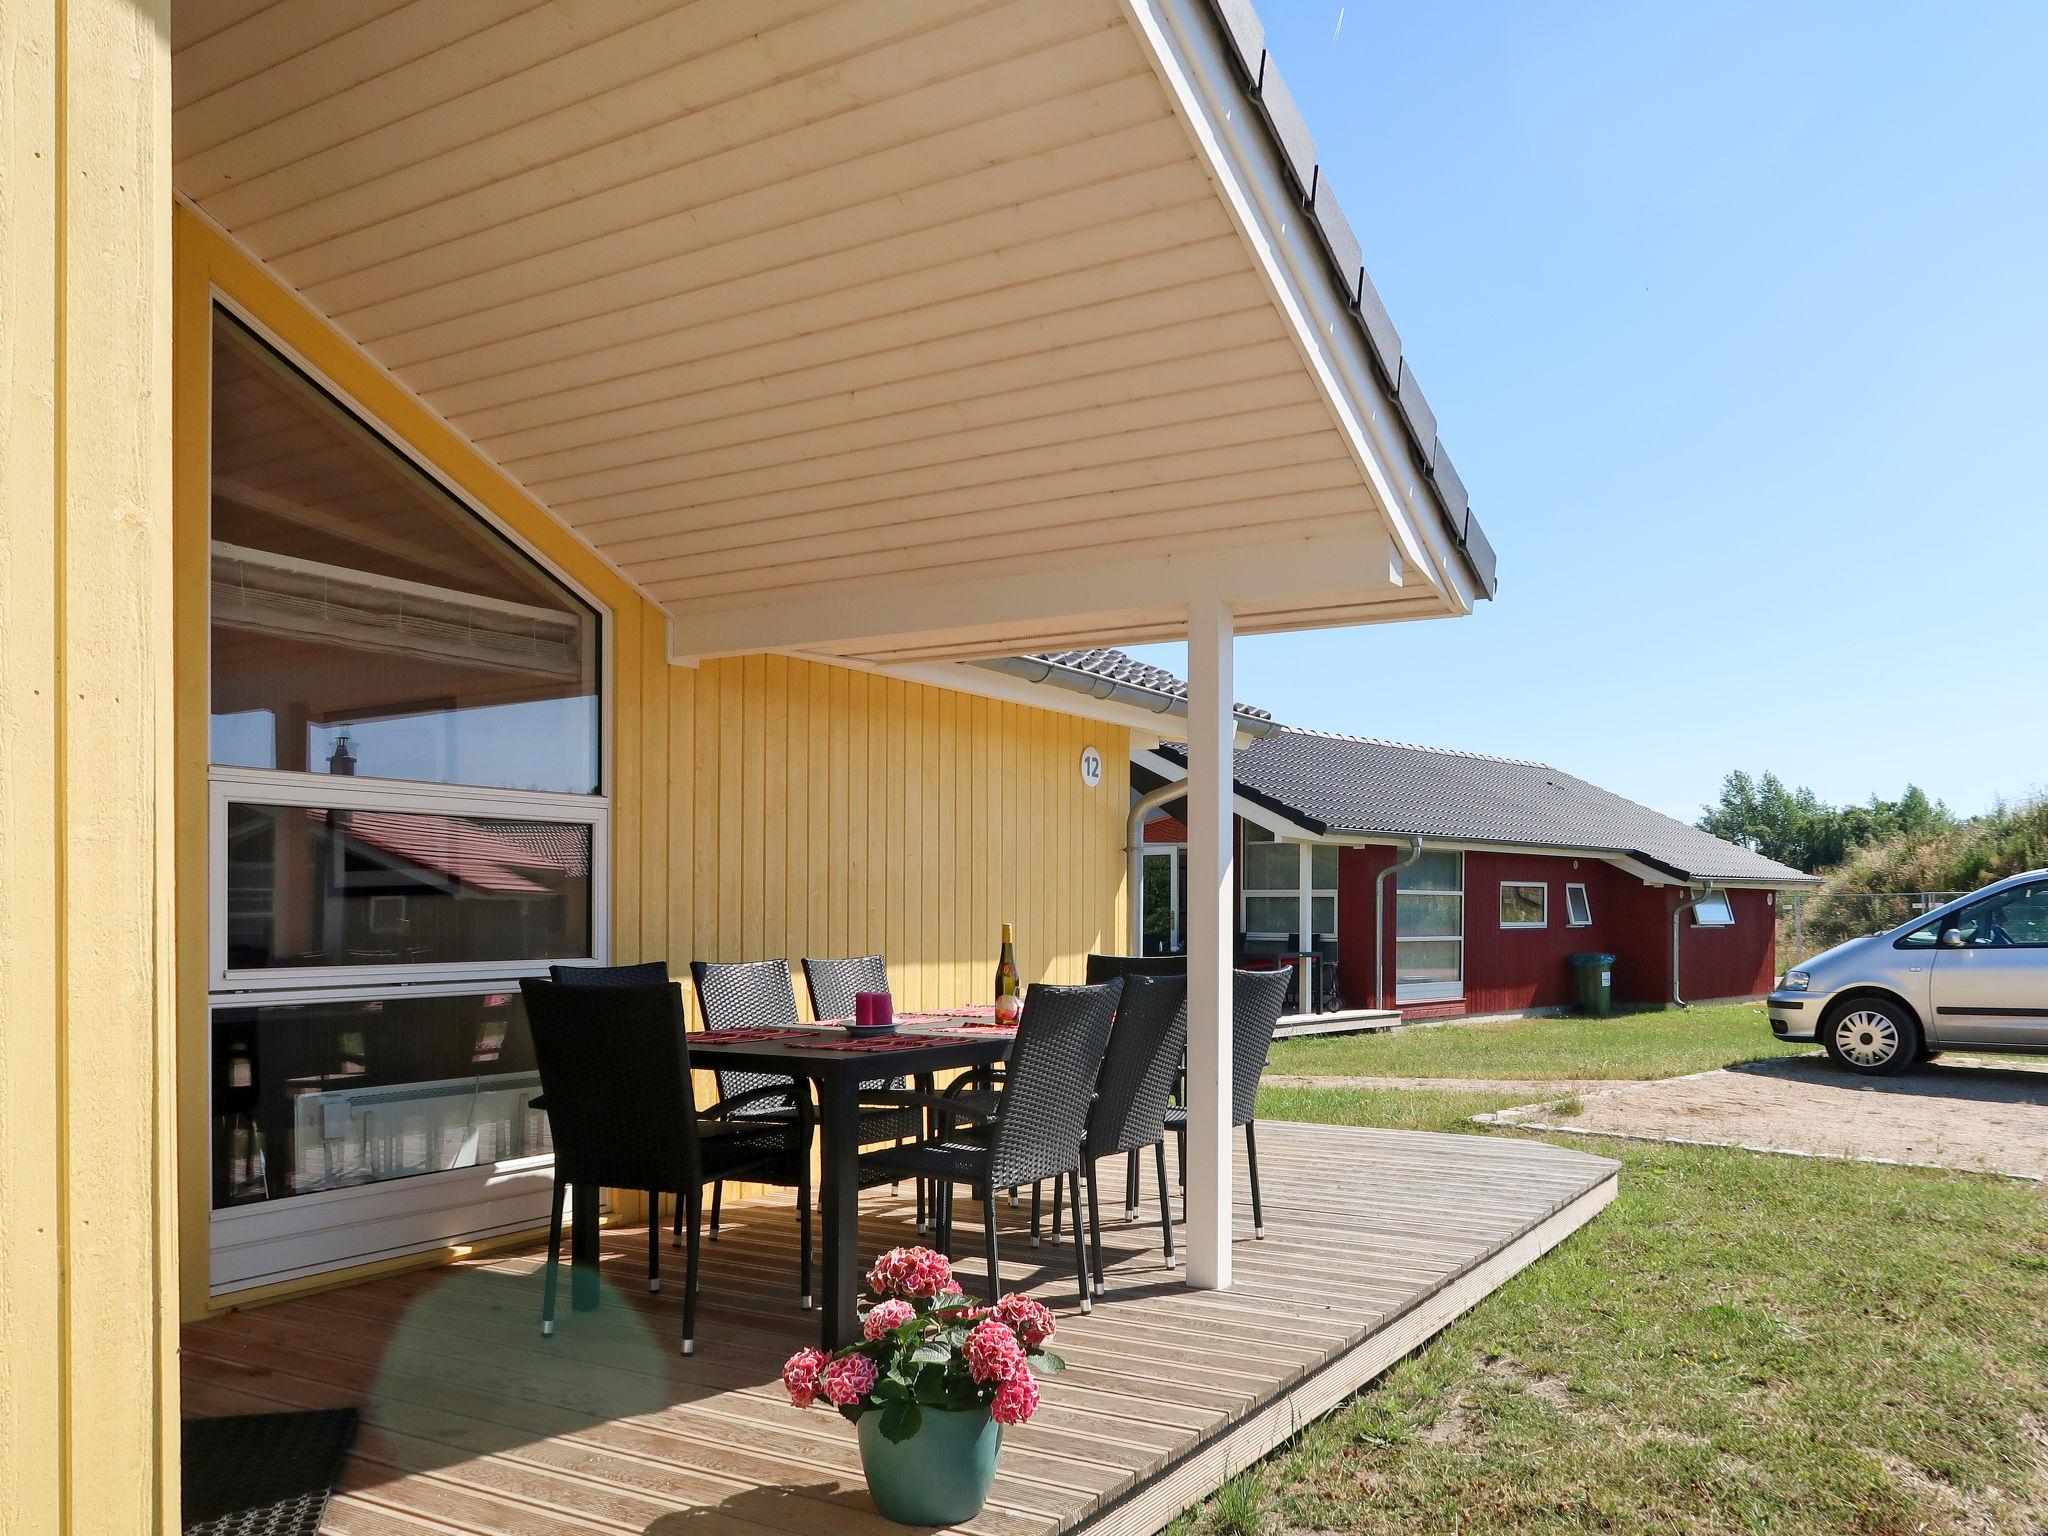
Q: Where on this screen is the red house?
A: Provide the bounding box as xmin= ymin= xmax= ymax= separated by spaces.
xmin=1081 ymin=653 xmax=1818 ymax=1018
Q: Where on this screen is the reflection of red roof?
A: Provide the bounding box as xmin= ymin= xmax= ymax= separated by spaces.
xmin=474 ymin=820 xmax=593 ymax=878
xmin=309 ymin=809 xmax=584 ymax=895
xmin=1144 ymin=815 xmax=1187 ymax=844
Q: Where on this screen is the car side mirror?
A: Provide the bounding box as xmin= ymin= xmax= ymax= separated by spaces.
xmin=1938 ymin=928 xmax=1966 ymax=949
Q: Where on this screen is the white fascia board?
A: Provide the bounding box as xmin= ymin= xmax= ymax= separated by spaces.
xmin=1129 ymin=747 xmax=1322 ymax=841
xmin=1119 ymin=0 xmax=1475 ymax=615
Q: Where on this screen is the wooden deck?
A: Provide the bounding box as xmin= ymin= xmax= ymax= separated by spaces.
xmin=181 ymin=1124 xmax=1618 ymax=1536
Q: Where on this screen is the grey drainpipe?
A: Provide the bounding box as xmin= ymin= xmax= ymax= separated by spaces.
xmin=1126 ymin=781 xmax=1189 ymax=956
xmin=1670 ymin=881 xmax=1716 ymax=1007
xmin=1374 ymin=836 xmax=1425 ymax=1011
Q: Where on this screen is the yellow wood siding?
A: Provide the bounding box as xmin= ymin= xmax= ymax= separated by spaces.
xmin=666 ymin=657 xmax=1129 ymax=1011
xmin=171 ymin=204 xmax=1128 ymax=1320
xmin=2 ymin=2 xmax=178 ymax=1529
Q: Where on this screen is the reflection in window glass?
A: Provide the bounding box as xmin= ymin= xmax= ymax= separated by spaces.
xmin=1240 ymin=826 xmax=1339 ymax=939
xmin=1500 ymin=883 xmax=1548 ymax=927
xmin=210 ymin=991 xmax=548 ymax=1208
xmin=1565 ymin=883 xmax=1593 ymax=927
xmin=208 ymin=311 xmax=600 ymax=794
xmin=1397 ymin=850 xmax=1463 ymax=999
xmin=1401 ymin=850 xmax=1464 ymax=892
xmin=224 ymin=803 xmax=592 ymax=971
xmin=1691 ymin=891 xmax=1736 ymax=927
xmin=1397 ymin=940 xmax=1462 ymax=988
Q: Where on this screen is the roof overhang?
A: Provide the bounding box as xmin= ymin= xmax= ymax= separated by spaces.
xmin=1134 ymin=747 xmax=1822 ymax=887
xmin=172 ymin=0 xmax=1491 ymax=668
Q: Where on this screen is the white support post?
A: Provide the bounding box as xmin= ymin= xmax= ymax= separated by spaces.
xmin=1184 ymin=598 xmax=1235 ymax=1290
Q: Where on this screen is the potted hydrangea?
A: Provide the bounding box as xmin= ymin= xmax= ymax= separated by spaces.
xmin=781 ymin=1246 xmax=1063 ymax=1526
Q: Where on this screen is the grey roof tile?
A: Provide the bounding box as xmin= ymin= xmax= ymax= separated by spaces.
xmin=1030 ymin=648 xmax=1272 ymax=720
xmin=1158 ymin=726 xmax=1814 ymax=886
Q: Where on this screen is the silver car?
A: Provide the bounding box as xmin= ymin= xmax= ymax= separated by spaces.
xmin=1768 ymin=869 xmax=2048 ymax=1073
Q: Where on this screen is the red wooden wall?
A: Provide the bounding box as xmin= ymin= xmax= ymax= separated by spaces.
xmin=1329 ymin=840 xmax=1778 ymax=1014
xmin=1162 ymin=810 xmax=1782 ymax=1015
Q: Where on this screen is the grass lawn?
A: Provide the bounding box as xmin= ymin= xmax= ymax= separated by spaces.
xmin=1268 ymin=1000 xmax=1804 ymax=1083
xmin=1177 ymin=1106 xmax=2048 ymax=1534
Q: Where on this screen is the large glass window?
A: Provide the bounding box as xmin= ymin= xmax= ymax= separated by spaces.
xmin=1396 ymin=850 xmax=1463 ymax=1001
xmin=211 ymin=990 xmax=547 ymax=1208
xmin=222 ymin=803 xmax=592 ymax=971
xmin=206 ymin=308 xmax=606 ymax=1289
xmin=1241 ymin=823 xmax=1338 ymax=939
xmin=209 ymin=312 xmax=600 ymax=795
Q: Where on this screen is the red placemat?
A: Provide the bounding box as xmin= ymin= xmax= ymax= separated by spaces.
xmin=780 ymin=1034 xmax=935 ymax=1052
xmin=691 ymin=1026 xmax=814 ymax=1045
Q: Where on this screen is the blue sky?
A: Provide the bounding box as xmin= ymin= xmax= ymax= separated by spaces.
xmin=1125 ymin=0 xmax=2048 ymax=823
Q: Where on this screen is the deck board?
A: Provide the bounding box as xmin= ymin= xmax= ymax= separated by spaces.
xmin=183 ymin=1123 xmax=1616 ymax=1535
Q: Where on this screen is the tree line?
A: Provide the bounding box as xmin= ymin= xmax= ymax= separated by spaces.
xmin=1697 ymin=770 xmax=1955 ymax=874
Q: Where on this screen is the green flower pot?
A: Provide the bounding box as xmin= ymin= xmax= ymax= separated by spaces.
xmin=857 ymin=1404 xmax=1002 ymax=1526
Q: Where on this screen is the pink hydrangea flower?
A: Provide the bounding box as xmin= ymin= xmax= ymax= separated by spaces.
xmin=990 ymin=1371 xmax=1040 ymax=1426
xmin=964 ymin=1317 xmax=1027 ymax=1384
xmin=818 ymin=1352 xmax=880 ymax=1407
xmin=992 ymin=1293 xmax=1056 ymax=1348
xmin=865 ymin=1246 xmax=957 ymax=1300
xmin=863 ymin=1298 xmax=916 ymax=1340
xmin=782 ymin=1347 xmax=829 ymax=1408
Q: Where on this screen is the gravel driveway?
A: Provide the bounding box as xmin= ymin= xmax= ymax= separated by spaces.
xmin=1482 ymin=1054 xmax=2048 ymax=1181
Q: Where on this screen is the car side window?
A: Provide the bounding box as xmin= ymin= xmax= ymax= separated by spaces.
xmin=1898 ymin=918 xmax=1942 ymax=949
xmin=1936 ymin=883 xmax=2048 ymax=949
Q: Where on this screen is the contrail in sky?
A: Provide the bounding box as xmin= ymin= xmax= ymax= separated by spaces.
xmin=1332 ymin=6 xmax=1345 ymax=43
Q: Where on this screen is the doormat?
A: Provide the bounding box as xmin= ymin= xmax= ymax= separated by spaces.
xmin=182 ymin=1408 xmax=359 ymax=1536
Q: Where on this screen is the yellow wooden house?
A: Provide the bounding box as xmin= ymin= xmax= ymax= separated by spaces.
xmin=0 ymin=3 xmax=1608 ymax=1532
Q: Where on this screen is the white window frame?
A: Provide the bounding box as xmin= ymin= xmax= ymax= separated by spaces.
xmin=1240 ymin=824 xmax=1338 ymax=941
xmin=1141 ymin=843 xmax=1185 ymax=953
xmin=204 ymin=297 xmax=613 ymax=1293
xmin=1499 ymin=881 xmax=1549 ymax=930
xmin=1691 ymin=890 xmax=1736 ymax=928
xmin=1565 ymin=882 xmax=1593 ymax=928
xmin=1396 ymin=849 xmax=1464 ymax=1004
xmin=208 ymin=765 xmax=610 ymax=992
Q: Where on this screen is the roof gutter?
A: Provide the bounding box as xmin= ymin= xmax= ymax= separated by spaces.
xmin=975 ymin=655 xmax=1282 ymax=737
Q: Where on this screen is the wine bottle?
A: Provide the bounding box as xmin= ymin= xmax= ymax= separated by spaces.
xmin=992 ymin=922 xmax=1022 ymax=1024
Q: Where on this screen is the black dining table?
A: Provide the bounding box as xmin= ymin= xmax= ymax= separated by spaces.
xmin=567 ymin=1021 xmax=1014 ymax=1348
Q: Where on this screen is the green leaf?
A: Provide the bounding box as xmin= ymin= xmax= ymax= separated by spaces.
xmin=1029 ymin=1349 xmax=1066 ymax=1374
xmin=836 ymin=1402 xmax=864 ymax=1424
xmin=878 ymin=1398 xmax=923 ymax=1445
xmin=872 ymin=1375 xmax=909 ymax=1401
xmin=909 ymin=1344 xmax=952 ymax=1366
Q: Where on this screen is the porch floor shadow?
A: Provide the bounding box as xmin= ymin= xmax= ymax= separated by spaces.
xmin=182 ymin=1122 xmax=1618 ymax=1536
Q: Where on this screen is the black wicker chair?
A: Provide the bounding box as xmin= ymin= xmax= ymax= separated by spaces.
xmin=798 ymin=953 xmax=890 ymax=1019
xmin=1070 ymin=974 xmax=1187 ymax=1292
xmin=1083 ymin=953 xmax=1189 ymax=986
xmin=1164 ymin=966 xmax=1292 ymax=1239
xmin=690 ymin=959 xmax=920 ymax=1241
xmin=520 ymin=978 xmax=813 ymax=1354
xmin=859 ymin=980 xmax=1121 ymax=1310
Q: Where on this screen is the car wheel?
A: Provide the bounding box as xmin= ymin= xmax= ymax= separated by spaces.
xmin=1822 ymin=998 xmax=1921 ymax=1075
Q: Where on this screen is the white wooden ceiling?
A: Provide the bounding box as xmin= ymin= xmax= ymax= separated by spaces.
xmin=173 ymin=0 xmax=1464 ymax=662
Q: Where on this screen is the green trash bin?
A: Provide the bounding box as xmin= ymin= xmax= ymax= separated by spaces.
xmin=1568 ymin=952 xmax=1616 ymax=1016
